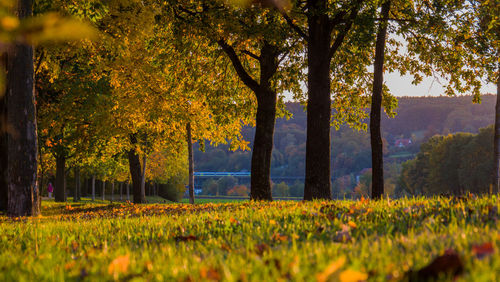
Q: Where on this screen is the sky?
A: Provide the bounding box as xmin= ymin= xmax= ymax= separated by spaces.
xmin=385 ymin=72 xmax=496 ymax=97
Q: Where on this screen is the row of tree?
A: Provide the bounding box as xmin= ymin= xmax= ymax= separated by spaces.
xmin=1 ymin=0 xmax=498 ymax=216
xmin=399 ymin=126 xmax=494 ymax=195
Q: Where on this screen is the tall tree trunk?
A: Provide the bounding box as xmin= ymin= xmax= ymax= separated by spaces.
xmin=5 ymin=0 xmax=40 ymax=216
xmin=370 ymin=1 xmax=391 ymax=200
xmin=102 ymin=181 xmax=105 ymax=201
xmin=186 ymin=122 xmax=195 ymax=204
xmin=141 ymin=155 xmax=147 ymax=202
xmin=91 ymin=175 xmax=95 ymax=201
xmin=119 ymin=182 xmax=123 ymax=201
xmin=304 ymin=5 xmax=332 ymax=200
xmin=74 ymin=167 xmax=80 ymax=202
xmin=55 ymin=153 xmax=66 ymax=202
xmin=128 ymin=134 xmax=145 ymax=203
xmin=218 ymin=40 xmax=278 ymax=201
xmin=251 ymin=88 xmax=276 ymax=200
xmin=0 ymin=52 xmax=7 ymax=212
xmin=111 ymin=181 xmax=114 ymax=202
xmin=126 ymin=182 xmax=130 ymax=201
xmin=494 ymin=67 xmax=500 ymax=193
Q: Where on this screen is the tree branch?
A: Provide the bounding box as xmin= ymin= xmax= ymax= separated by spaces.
xmin=328 ymin=2 xmax=362 ymax=59
xmin=242 ymin=50 xmax=260 ymax=60
xmin=217 ymin=40 xmax=260 ymax=92
xmin=280 ymin=11 xmax=309 ymax=41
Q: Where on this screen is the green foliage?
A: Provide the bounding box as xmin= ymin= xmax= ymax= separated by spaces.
xmin=272 ymin=181 xmax=289 ymax=197
xmin=399 ymin=126 xmax=494 ymax=195
xmin=0 ymin=197 xmax=498 ymax=280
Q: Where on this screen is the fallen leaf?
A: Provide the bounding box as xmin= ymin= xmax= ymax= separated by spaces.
xmin=108 ymin=254 xmax=130 ymax=278
xmin=334 ymin=231 xmax=352 ymax=243
xmin=472 ymin=242 xmax=494 ymax=259
xmin=174 ymin=235 xmax=198 ymax=242
xmin=339 ymin=269 xmax=368 ymax=282
xmin=316 ymin=257 xmax=345 ymax=282
xmin=409 ymin=249 xmax=463 ymax=281
xmin=348 ymin=221 xmax=357 ymax=229
xmin=254 ymin=243 xmax=269 ymax=256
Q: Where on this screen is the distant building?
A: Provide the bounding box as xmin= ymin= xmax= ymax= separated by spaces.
xmin=394 ymin=139 xmax=412 ymax=148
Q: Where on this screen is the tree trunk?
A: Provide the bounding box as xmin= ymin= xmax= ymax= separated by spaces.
xmin=186 ymin=122 xmax=195 ymax=204
xmin=304 ymin=6 xmax=332 ymax=200
xmin=102 ymin=181 xmax=105 ymax=201
xmin=119 ymin=182 xmax=123 ymax=201
xmin=126 ymin=182 xmax=130 ymax=201
xmin=55 ymin=153 xmax=66 ymax=202
xmin=218 ymin=41 xmax=279 ymax=201
xmin=5 ymin=0 xmax=40 ymax=216
xmin=250 ymin=88 xmax=276 ymax=201
xmin=141 ymin=154 xmax=147 ymax=202
xmin=370 ymin=1 xmax=391 ymax=200
xmin=74 ymin=167 xmax=80 ymax=202
xmin=494 ymin=67 xmax=500 ymax=193
xmin=91 ymin=175 xmax=95 ymax=201
xmin=111 ymin=181 xmax=114 ymax=202
xmin=0 ymin=51 xmax=7 ymax=212
xmin=128 ymin=134 xmax=145 ymax=203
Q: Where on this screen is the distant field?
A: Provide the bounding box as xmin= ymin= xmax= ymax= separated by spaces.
xmin=0 ymin=196 xmax=498 ymax=281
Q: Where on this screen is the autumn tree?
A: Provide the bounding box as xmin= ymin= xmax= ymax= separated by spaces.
xmin=170 ymin=0 xmax=302 ymax=200
xmin=280 ymin=0 xmax=374 ymax=200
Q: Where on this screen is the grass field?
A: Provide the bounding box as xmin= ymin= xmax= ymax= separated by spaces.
xmin=0 ymin=196 xmax=498 ymax=281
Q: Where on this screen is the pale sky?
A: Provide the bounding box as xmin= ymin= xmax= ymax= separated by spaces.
xmin=385 ymin=72 xmax=496 ymax=97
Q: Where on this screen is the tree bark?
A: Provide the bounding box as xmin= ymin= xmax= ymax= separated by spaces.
xmin=0 ymin=52 xmax=7 ymax=212
xmin=126 ymin=182 xmax=130 ymax=201
xmin=141 ymin=155 xmax=147 ymax=201
xmin=74 ymin=167 xmax=80 ymax=202
xmin=304 ymin=3 xmax=332 ymax=200
xmin=119 ymin=182 xmax=123 ymax=201
xmin=494 ymin=67 xmax=500 ymax=193
xmin=128 ymin=134 xmax=145 ymax=203
xmin=102 ymin=181 xmax=105 ymax=201
xmin=186 ymin=122 xmax=195 ymax=204
xmin=5 ymin=0 xmax=40 ymax=216
xmin=370 ymin=1 xmax=391 ymax=200
xmin=55 ymin=153 xmax=66 ymax=202
xmin=110 ymin=181 xmax=114 ymax=202
xmin=251 ymin=90 xmax=276 ymax=201
xmin=91 ymin=175 xmax=95 ymax=201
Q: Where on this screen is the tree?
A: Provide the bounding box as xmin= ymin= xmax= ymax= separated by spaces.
xmin=170 ymin=0 xmax=302 ymax=201
xmin=4 ymin=0 xmax=39 ymax=216
xmin=280 ymin=0 xmax=377 ymax=200
xmin=370 ymin=0 xmax=391 ymax=199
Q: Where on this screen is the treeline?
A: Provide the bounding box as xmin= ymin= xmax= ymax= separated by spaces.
xmin=399 ymin=126 xmax=494 ymax=195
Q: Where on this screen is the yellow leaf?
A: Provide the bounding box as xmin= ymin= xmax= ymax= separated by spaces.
xmin=339 ymin=269 xmax=368 ymax=282
xmin=316 ymin=257 xmax=346 ymax=282
xmin=269 ymin=219 xmax=277 ymax=225
xmin=108 ymin=254 xmax=130 ymax=278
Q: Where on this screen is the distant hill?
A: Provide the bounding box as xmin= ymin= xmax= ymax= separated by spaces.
xmin=194 ymin=95 xmax=496 ymax=190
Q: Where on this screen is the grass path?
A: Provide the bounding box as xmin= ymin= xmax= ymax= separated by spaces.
xmin=0 ymin=196 xmax=498 ymax=281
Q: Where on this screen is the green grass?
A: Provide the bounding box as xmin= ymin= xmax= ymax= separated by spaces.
xmin=0 ymin=196 xmax=498 ymax=281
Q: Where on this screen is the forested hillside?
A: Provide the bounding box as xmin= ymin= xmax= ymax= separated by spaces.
xmin=194 ymin=95 xmax=496 ymax=196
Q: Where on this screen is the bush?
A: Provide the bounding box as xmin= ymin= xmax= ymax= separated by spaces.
xmin=227 ymin=185 xmax=249 ymax=196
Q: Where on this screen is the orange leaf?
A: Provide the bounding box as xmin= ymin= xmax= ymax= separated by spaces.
xmin=108 ymin=254 xmax=130 ymax=277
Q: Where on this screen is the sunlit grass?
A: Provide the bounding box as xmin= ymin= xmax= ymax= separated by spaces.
xmin=0 ymin=196 xmax=498 ymax=281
